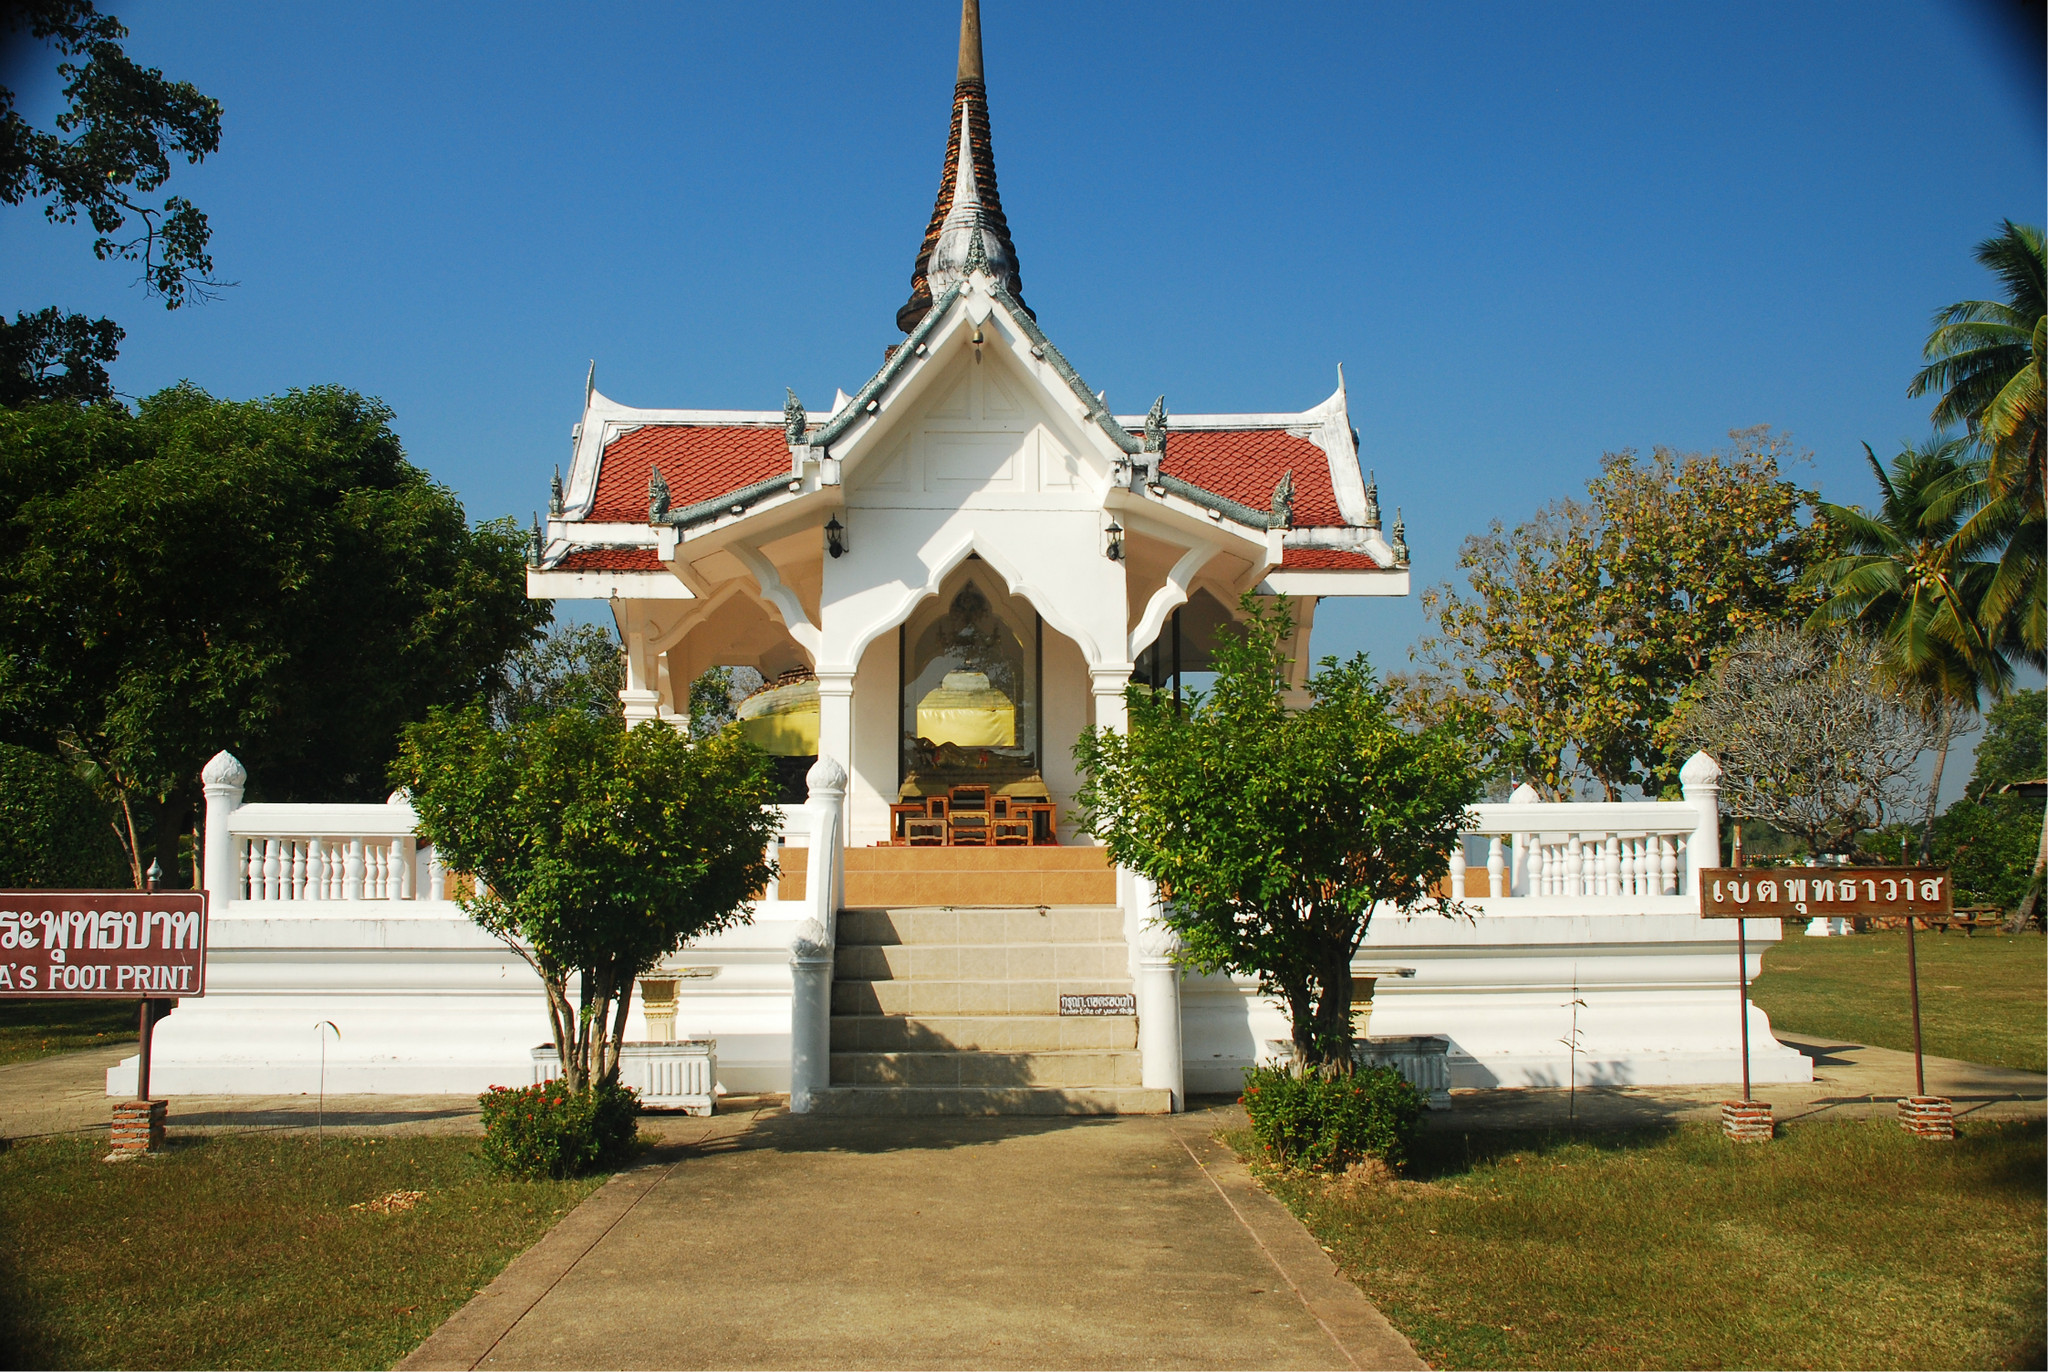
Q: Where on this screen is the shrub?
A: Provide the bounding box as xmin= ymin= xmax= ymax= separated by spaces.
xmin=478 ymin=1078 xmax=641 ymax=1179
xmin=0 ymin=743 xmax=126 ymax=888
xmin=1240 ymin=1063 xmax=1425 ymax=1172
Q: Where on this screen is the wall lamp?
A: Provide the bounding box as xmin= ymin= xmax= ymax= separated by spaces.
xmin=825 ymin=515 xmax=847 ymax=559
xmin=1104 ymin=519 xmax=1124 ymax=562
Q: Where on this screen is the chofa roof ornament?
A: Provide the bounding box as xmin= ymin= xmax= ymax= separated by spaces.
xmin=784 ymin=389 xmax=807 ymax=449
xmin=1142 ymin=396 xmax=1168 ymax=454
xmin=648 ymin=466 xmax=671 ymax=525
xmin=1390 ymin=508 xmax=1409 ymax=567
xmin=1270 ymin=470 xmax=1295 ymax=529
xmin=1362 ymin=469 xmax=1381 ymax=530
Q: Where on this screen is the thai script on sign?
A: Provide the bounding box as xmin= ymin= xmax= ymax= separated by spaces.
xmin=1059 ymin=992 xmax=1136 ymax=1017
xmin=0 ymin=891 xmax=207 ymax=997
xmin=1697 ymin=868 xmax=1949 ymax=919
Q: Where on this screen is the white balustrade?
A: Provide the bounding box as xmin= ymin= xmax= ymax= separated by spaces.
xmin=215 ymin=782 xmax=438 ymax=904
xmin=1444 ymin=754 xmax=1723 ymax=903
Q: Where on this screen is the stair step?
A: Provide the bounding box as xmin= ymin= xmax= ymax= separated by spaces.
xmin=830 ymin=1049 xmax=1143 ymax=1088
xmin=808 ymin=1085 xmax=1172 ymax=1117
xmin=838 ymin=907 xmax=1123 ymax=947
xmin=832 ymin=978 xmax=1134 ymax=1017
xmin=830 ymin=1013 xmax=1137 ymax=1053
xmin=834 ymin=942 xmax=1127 ymax=982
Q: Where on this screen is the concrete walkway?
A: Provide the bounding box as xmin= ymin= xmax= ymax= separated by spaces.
xmin=400 ymin=1104 xmax=1422 ymax=1371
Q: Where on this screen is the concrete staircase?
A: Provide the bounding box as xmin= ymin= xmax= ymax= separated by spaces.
xmin=817 ymin=905 xmax=1170 ymax=1115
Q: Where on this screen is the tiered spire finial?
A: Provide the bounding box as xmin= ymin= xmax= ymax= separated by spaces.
xmin=896 ymin=0 xmax=1028 ymax=332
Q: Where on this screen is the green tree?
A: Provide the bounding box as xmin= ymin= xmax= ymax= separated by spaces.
xmin=0 ymin=0 xmax=224 ymax=307
xmin=392 ymin=707 xmax=779 ymax=1092
xmin=0 ymin=741 xmax=125 ymax=887
xmin=1805 ymin=438 xmax=2005 ymax=858
xmin=1913 ymin=221 xmax=2045 ymax=673
xmin=0 ymin=385 xmax=548 ymax=885
xmin=1076 ymin=595 xmax=1481 ymax=1072
xmin=1930 ymin=690 xmax=2046 ymax=919
xmin=1406 ymin=429 xmax=1826 ymax=798
xmin=493 ymin=622 xmax=623 ymax=726
xmin=0 ymin=308 xmax=124 ymax=407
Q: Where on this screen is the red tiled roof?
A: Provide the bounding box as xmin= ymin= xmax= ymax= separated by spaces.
xmin=555 ymin=548 xmax=665 ymax=572
xmin=588 ymin=425 xmax=788 ymax=522
xmin=1160 ymin=430 xmax=1345 ymax=527
xmin=1280 ymin=547 xmax=1381 ymax=571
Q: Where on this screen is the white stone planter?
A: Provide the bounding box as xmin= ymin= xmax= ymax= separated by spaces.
xmin=531 ymin=1040 xmax=717 ymax=1115
xmin=1263 ymin=1035 xmax=1453 ymax=1107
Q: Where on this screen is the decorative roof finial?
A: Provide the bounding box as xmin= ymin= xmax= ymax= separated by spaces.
xmin=1142 ymin=396 xmax=1168 ymax=454
xmin=896 ymin=0 xmax=1027 ymax=332
xmin=1362 ymin=469 xmax=1381 ymax=530
xmin=648 ymin=466 xmax=671 ymax=524
xmin=527 ymin=513 xmax=543 ymax=566
xmin=1270 ymin=470 xmax=1295 ymax=528
xmin=549 ymin=465 xmax=563 ymax=516
xmin=784 ymin=389 xmax=807 ymax=448
xmin=1391 ymin=508 xmax=1409 ymax=567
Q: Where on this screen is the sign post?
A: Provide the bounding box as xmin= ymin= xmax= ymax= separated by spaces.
xmin=0 ymin=889 xmax=208 ymax=1156
xmin=1699 ymin=864 xmax=1954 ymax=1140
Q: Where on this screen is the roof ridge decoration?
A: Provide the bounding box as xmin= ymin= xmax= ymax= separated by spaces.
xmin=783 ymin=389 xmax=806 ymax=448
xmin=897 ymin=0 xmax=1027 ymax=333
xmin=1270 ymin=470 xmax=1295 ymax=528
xmin=1363 ymin=469 xmax=1381 ymax=530
xmin=648 ymin=466 xmax=670 ymax=524
xmin=1142 ymin=396 xmax=1167 ymax=454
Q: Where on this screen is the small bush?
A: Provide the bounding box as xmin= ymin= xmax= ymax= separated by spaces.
xmin=477 ymin=1078 xmax=640 ymax=1179
xmin=1240 ymin=1063 xmax=1425 ymax=1172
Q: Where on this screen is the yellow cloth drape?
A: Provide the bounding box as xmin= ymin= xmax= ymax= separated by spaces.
xmin=915 ymin=671 xmax=1015 ymax=747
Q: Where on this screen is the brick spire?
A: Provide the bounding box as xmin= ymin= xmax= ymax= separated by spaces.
xmin=896 ymin=0 xmax=1028 ymax=333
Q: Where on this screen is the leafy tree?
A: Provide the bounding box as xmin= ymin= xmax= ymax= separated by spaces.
xmin=1805 ymin=437 xmax=2006 ymax=857
xmin=1 ymin=0 xmax=224 ymax=307
xmin=1666 ymin=626 xmax=1947 ymax=859
xmin=1931 ymin=689 xmax=2047 ymax=926
xmin=1406 ymin=429 xmax=1826 ymax=798
xmin=0 ymin=385 xmax=548 ymax=885
xmin=493 ymin=622 xmax=622 ymax=726
xmin=0 ymin=741 xmax=125 ymax=887
xmin=1915 ymin=222 xmax=2045 ymax=674
xmin=1965 ymin=689 xmax=2045 ymax=799
xmin=392 ymin=707 xmax=779 ymax=1093
xmin=1076 ymin=594 xmax=1480 ymax=1073
xmin=0 ymin=308 xmax=123 ymax=407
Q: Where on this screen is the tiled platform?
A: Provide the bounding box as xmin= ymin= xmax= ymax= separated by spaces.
xmin=777 ymin=844 xmax=1116 ymax=907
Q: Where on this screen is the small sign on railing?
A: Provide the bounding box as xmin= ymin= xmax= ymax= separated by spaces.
xmin=1698 ymin=868 xmax=1950 ymax=919
xmin=0 ymin=891 xmax=207 ymax=996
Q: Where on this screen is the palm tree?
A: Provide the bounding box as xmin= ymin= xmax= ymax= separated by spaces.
xmin=1806 ymin=438 xmax=2004 ymax=860
xmin=1911 ymin=221 xmax=2045 ymax=670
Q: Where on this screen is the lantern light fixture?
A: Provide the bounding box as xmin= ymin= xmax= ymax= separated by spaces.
xmin=1104 ymin=519 xmax=1124 ymax=562
xmin=825 ymin=515 xmax=847 ymax=559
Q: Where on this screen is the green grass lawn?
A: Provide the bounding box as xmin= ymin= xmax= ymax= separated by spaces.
xmin=0 ymin=997 xmax=137 ymax=1066
xmin=1752 ymin=929 xmax=2046 ymax=1074
xmin=0 ymin=1132 xmax=604 ymax=1370
xmin=1234 ymin=1118 xmax=2046 ymax=1371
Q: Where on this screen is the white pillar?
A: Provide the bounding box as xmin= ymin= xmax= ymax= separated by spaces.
xmin=787 ymin=755 xmax=847 ymax=1113
xmin=815 ymin=673 xmax=855 ymax=780
xmin=1133 ymin=879 xmax=1184 ymax=1111
xmin=201 ymin=751 xmax=247 ymax=907
xmin=1680 ymin=752 xmax=1722 ymax=897
xmin=1090 ymin=666 xmax=1132 ymax=734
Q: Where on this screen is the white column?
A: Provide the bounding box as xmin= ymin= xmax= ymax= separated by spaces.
xmin=787 ymin=755 xmax=848 ymax=1113
xmin=617 ymin=604 xmax=663 ymax=729
xmin=814 ymin=674 xmax=855 ymax=787
xmin=1090 ymin=666 xmax=1133 ymax=734
xmin=1680 ymin=752 xmax=1722 ymax=898
xmin=1133 ymin=877 xmax=1185 ymax=1111
xmin=201 ymin=752 xmax=247 ymax=907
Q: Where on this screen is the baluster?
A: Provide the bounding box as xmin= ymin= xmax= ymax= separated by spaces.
xmin=1448 ymin=844 xmax=1467 ymax=898
xmin=304 ymin=837 xmax=323 ymax=900
xmin=1487 ymin=836 xmax=1506 ymax=899
xmin=396 ymin=836 xmax=416 ymax=900
xmin=1660 ymin=834 xmax=1679 ymax=894
xmin=1564 ymin=835 xmax=1581 ymax=897
xmin=345 ymin=836 xmax=365 ymax=901
xmin=1603 ymin=834 xmax=1621 ymax=896
xmin=285 ymin=841 xmax=301 ymax=900
xmin=427 ymin=845 xmax=446 ymax=901
xmin=259 ymin=837 xmax=278 ymax=901
xmin=1632 ymin=837 xmax=1648 ymax=895
xmin=241 ymin=838 xmax=257 ymax=900
xmin=1541 ymin=841 xmax=1557 ymax=896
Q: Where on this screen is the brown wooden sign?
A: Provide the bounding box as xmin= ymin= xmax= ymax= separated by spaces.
xmin=1698 ymin=868 xmax=1951 ymax=919
xmin=0 ymin=892 xmax=207 ymax=997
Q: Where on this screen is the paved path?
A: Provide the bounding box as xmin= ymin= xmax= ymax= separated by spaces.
xmin=401 ymin=1105 xmax=1423 ymax=1372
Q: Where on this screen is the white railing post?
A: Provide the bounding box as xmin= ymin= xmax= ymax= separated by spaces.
xmin=1509 ymin=783 xmax=1538 ymax=896
xmin=1448 ymin=844 xmax=1467 ymax=898
xmin=787 ymin=756 xmax=847 ymax=1114
xmin=1680 ymin=752 xmax=1722 ymax=898
xmin=1134 ymin=877 xmax=1185 ymax=1111
xmin=201 ymin=751 xmax=247 ymax=907
xmin=1486 ymin=836 xmax=1506 ymax=899
xmin=344 ymin=837 xmax=365 ymax=901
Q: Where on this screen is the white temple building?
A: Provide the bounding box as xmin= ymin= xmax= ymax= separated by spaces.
xmin=115 ymin=1 xmax=1812 ymax=1111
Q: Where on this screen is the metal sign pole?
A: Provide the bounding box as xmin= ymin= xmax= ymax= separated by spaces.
xmin=1737 ymin=917 xmax=1752 ymax=1102
xmin=1906 ymin=908 xmax=1927 ymax=1097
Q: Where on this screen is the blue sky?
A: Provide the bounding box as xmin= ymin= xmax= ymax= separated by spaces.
xmin=5 ymin=1 xmax=2041 ymax=786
